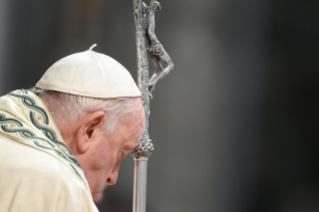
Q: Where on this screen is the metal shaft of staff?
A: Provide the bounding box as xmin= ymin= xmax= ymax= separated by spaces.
xmin=133 ymin=157 xmax=148 ymax=212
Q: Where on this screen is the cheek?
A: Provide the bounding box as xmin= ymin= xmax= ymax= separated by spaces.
xmin=94 ymin=142 xmax=118 ymax=175
xmin=91 ymin=141 xmax=111 ymax=171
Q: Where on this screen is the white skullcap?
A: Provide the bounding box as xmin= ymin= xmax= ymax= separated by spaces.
xmin=35 ymin=44 xmax=141 ymax=98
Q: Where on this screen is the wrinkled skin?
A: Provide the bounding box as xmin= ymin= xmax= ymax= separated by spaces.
xmin=44 ymin=97 xmax=145 ymax=201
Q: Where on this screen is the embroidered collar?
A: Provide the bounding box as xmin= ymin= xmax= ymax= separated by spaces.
xmin=0 ymin=89 xmax=89 ymax=189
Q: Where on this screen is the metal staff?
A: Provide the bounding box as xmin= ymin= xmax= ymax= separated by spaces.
xmin=131 ymin=1 xmax=174 ymax=212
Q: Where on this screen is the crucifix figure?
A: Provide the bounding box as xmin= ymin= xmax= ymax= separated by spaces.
xmin=142 ymin=0 xmax=174 ymax=92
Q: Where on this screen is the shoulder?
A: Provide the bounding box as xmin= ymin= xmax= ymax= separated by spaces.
xmin=0 ymin=135 xmax=99 ymax=212
xmin=0 ymin=134 xmax=78 ymax=183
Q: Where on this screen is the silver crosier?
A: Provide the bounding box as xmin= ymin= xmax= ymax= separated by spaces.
xmin=131 ymin=1 xmax=174 ymax=212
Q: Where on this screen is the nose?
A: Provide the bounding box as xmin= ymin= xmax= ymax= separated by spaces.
xmin=106 ymin=170 xmax=119 ymax=185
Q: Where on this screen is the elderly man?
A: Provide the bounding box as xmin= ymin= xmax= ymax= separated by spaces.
xmin=0 ymin=45 xmax=145 ymax=211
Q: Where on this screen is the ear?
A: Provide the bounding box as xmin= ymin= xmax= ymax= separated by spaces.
xmin=76 ymin=111 xmax=105 ymax=153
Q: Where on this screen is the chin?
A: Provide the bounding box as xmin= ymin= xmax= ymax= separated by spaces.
xmin=93 ymin=191 xmax=104 ymax=203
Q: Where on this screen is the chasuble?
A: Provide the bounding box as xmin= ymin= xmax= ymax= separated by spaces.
xmin=0 ymin=89 xmax=99 ymax=212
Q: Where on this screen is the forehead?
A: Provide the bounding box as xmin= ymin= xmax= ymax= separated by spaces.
xmin=118 ymin=121 xmax=143 ymax=152
xmin=131 ymin=97 xmax=145 ymax=128
xmin=118 ymin=101 xmax=145 ymax=149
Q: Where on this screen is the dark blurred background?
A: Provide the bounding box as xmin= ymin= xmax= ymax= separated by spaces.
xmin=1 ymin=0 xmax=319 ymax=211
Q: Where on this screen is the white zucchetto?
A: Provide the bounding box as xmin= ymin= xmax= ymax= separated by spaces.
xmin=35 ymin=44 xmax=141 ymax=98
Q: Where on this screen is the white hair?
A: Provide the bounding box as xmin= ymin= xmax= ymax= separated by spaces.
xmin=29 ymin=87 xmax=139 ymax=136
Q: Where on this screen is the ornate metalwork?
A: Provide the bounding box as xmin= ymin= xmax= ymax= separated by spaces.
xmin=131 ymin=0 xmax=174 ymax=212
xmin=131 ymin=132 xmax=154 ymax=157
xmin=132 ymin=0 xmax=174 ymax=157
